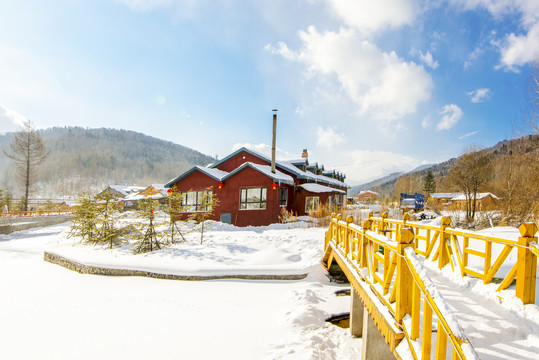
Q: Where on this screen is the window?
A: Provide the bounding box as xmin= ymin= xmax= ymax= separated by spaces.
xmin=305 ymin=196 xmax=319 ymax=212
xmin=181 ymin=190 xmax=213 ymax=212
xmin=240 ymin=188 xmax=267 ymax=210
xmin=279 ymin=188 xmax=288 ymax=206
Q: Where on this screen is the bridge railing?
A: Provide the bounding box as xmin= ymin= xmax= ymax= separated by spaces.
xmin=370 ymin=213 xmax=539 ymax=304
xmin=325 ymin=214 xmax=479 ymax=359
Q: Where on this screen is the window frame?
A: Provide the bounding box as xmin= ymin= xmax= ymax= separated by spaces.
xmin=180 ymin=190 xmax=213 ymax=212
xmin=305 ymin=196 xmax=320 ymax=213
xmin=239 ymin=187 xmax=267 ymax=210
xmin=279 ymin=187 xmax=288 ymax=207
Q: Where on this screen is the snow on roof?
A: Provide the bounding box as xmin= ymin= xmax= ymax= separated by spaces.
xmin=359 ymin=190 xmax=379 ymax=195
xmin=430 ymin=193 xmax=460 ymax=199
xmin=164 ymin=166 xmax=229 ymax=187
xmin=451 ymin=193 xmax=499 ymax=201
xmin=223 ymin=162 xmax=294 ymax=185
xmin=300 ymin=183 xmax=346 ymax=194
xmin=108 ymin=185 xmax=146 ymax=197
xmin=209 ymin=147 xmax=349 ymax=189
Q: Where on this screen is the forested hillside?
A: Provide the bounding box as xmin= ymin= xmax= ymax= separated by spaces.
xmin=0 ymin=127 xmax=216 ymax=197
xmin=353 ymin=134 xmax=539 ymax=206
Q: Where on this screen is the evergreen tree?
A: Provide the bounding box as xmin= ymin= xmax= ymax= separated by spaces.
xmin=187 ymin=187 xmax=219 ymax=245
xmin=423 ymin=170 xmax=436 ymax=199
xmin=95 ymin=192 xmax=122 ymax=248
xmin=0 ymin=189 xmax=12 ymax=213
xmin=68 ymin=193 xmax=99 ymax=243
xmin=164 ymin=189 xmax=187 ymax=244
xmin=133 ymin=197 xmax=163 ymax=253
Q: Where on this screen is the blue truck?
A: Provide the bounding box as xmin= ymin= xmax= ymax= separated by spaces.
xmin=400 ymin=193 xmax=425 ymax=211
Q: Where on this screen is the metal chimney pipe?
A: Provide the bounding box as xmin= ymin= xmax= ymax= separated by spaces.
xmin=271 ymin=109 xmax=277 ymax=174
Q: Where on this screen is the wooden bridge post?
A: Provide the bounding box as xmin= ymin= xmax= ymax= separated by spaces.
xmin=325 ymin=213 xmax=336 ymax=250
xmin=360 ymin=220 xmax=372 ymax=268
xmin=396 ymin=228 xmax=415 ymax=324
xmin=438 ymin=216 xmax=451 ymax=270
xmin=380 ymin=212 xmax=388 ymax=235
xmin=516 ymin=222 xmax=538 ymax=304
xmin=345 ymin=216 xmax=353 ymax=256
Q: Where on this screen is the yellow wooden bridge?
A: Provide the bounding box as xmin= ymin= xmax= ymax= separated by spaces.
xmin=323 ymin=213 xmax=538 ymax=359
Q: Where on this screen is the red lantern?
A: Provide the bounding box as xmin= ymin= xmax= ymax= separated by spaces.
xmin=271 ymin=182 xmax=278 ymax=190
xmin=167 ymin=189 xmax=172 ymax=194
xmin=218 ymin=181 xmax=224 ymax=189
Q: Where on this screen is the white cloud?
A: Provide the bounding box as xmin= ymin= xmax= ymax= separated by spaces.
xmin=337 ymin=149 xmax=425 ymax=185
xmin=467 ymin=88 xmax=491 ymax=103
xmin=450 ymin=0 xmax=539 ymax=70
xmin=325 ymin=0 xmax=419 ymax=34
xmin=316 ymin=126 xmax=345 ymax=148
xmin=437 ymin=104 xmax=463 ymax=130
xmin=418 ymin=51 xmax=439 ymax=69
xmin=458 ymin=130 xmax=479 ymax=139
xmin=231 ymin=143 xmax=296 ymax=161
xmin=0 ymin=103 xmax=28 ymax=133
xmin=267 ymin=26 xmax=433 ymax=122
xmin=497 ymin=22 xmax=539 ymax=71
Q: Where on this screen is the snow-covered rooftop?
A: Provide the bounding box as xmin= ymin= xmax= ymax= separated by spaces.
xmin=209 ymin=147 xmax=349 ymax=189
xmin=451 ymin=193 xmax=499 ymax=201
xmin=430 ymin=193 xmax=460 ymax=199
xmin=359 ymin=190 xmax=379 ymax=195
xmin=223 ymin=162 xmax=294 ymax=185
xmin=108 ymin=185 xmax=146 ymax=197
xmin=300 ymin=183 xmax=346 ymax=194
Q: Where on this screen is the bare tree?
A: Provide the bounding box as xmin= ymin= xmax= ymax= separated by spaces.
xmin=3 ymin=123 xmax=49 ymax=211
xmin=447 ymin=146 xmax=492 ymax=222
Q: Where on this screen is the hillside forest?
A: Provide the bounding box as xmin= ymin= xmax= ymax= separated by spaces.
xmin=0 ymin=127 xmax=215 ymax=197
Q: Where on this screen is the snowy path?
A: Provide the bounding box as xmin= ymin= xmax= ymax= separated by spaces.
xmin=0 ymin=225 xmax=360 ymax=360
xmin=425 ymin=264 xmax=539 ymax=359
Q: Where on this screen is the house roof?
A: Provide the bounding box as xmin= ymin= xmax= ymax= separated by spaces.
xmin=430 ymin=193 xmax=460 ymax=199
xmin=359 ymin=190 xmax=379 ymax=196
xmin=300 ymin=183 xmax=346 ymax=194
xmin=107 ymin=185 xmax=146 ymax=197
xmin=222 ymin=162 xmax=294 ymax=185
xmin=209 ymin=147 xmax=349 ymax=188
xmin=451 ymin=193 xmax=499 ymax=201
xmin=164 ymin=166 xmax=229 ymax=187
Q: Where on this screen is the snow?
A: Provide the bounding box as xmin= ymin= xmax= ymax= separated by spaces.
xmin=300 ymin=183 xmax=346 ymax=194
xmin=224 ymin=162 xmax=295 ymax=185
xmin=3 ymin=218 xmax=539 ymax=359
xmin=0 ymin=222 xmax=359 ymax=360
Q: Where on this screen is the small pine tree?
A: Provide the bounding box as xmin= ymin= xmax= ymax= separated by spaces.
xmin=96 ymin=192 xmax=122 ymax=249
xmin=164 ymin=188 xmax=187 ymax=244
xmin=133 ymin=197 xmax=163 ymax=254
xmin=187 ymin=187 xmax=219 ymax=245
xmin=0 ymin=189 xmax=13 ymax=213
xmin=423 ymin=171 xmax=436 ymax=200
xmin=68 ymin=193 xmax=99 ymax=243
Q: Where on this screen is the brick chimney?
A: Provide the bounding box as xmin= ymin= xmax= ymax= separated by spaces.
xmin=301 ymin=149 xmax=308 ymax=159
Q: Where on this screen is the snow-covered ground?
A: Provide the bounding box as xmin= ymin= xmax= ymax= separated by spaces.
xmin=0 ymin=222 xmax=360 ymax=360
xmin=2 ymin=217 xmax=539 ymax=359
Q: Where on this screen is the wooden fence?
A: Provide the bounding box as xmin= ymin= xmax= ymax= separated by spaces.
xmin=323 ymin=211 xmax=539 ymax=359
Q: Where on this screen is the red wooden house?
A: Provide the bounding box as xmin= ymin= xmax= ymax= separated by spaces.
xmin=164 ymin=147 xmax=349 ymax=226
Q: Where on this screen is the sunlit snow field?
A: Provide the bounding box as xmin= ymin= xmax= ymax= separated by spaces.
xmin=0 ymin=221 xmax=360 ymax=360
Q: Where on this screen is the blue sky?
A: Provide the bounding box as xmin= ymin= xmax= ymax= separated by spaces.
xmin=0 ymin=0 xmax=538 ymax=185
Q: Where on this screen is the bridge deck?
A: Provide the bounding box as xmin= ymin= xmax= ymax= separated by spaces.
xmin=424 ymin=263 xmax=539 ymax=359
